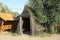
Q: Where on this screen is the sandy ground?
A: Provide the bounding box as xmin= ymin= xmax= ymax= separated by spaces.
xmin=0 ymin=32 xmax=60 ymax=40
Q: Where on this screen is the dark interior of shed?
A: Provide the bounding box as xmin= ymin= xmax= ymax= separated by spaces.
xmin=22 ymin=18 xmax=31 ymax=34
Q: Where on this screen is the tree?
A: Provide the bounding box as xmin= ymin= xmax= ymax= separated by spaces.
xmin=0 ymin=2 xmax=19 ymax=17
xmin=28 ymin=0 xmax=60 ymax=33
xmin=28 ymin=0 xmax=47 ymax=23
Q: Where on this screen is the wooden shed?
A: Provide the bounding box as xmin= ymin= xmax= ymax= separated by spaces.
xmin=0 ymin=13 xmax=18 ymax=33
xmin=17 ymin=5 xmax=45 ymax=35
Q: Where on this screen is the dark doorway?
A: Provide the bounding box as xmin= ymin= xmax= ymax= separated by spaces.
xmin=22 ymin=18 xmax=31 ymax=34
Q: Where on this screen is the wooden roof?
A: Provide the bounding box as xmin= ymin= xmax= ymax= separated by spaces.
xmin=0 ymin=13 xmax=14 ymax=21
xmin=17 ymin=5 xmax=36 ymax=18
xmin=21 ymin=5 xmax=30 ymax=18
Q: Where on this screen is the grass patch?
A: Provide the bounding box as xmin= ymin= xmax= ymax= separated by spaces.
xmin=11 ymin=33 xmax=19 ymax=36
xmin=35 ymin=32 xmax=51 ymax=37
xmin=11 ymin=32 xmax=21 ymax=36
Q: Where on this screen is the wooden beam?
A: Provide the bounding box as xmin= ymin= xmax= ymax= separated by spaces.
xmin=0 ymin=21 xmax=4 ymax=32
xmin=17 ymin=17 xmax=23 ymax=35
xmin=20 ymin=17 xmax=23 ymax=35
xmin=1 ymin=21 xmax=4 ymax=27
xmin=30 ymin=17 xmax=35 ymax=35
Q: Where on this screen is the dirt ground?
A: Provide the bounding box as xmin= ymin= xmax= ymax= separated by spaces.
xmin=0 ymin=32 xmax=60 ymax=40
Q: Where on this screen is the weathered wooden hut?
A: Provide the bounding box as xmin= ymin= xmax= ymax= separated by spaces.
xmin=17 ymin=5 xmax=45 ymax=35
xmin=0 ymin=13 xmax=18 ymax=33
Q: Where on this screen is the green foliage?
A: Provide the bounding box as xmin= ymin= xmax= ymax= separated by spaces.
xmin=28 ymin=0 xmax=60 ymax=33
xmin=28 ymin=0 xmax=47 ymax=23
xmin=0 ymin=2 xmax=19 ymax=17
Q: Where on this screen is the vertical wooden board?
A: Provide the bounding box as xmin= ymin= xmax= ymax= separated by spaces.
xmin=20 ymin=17 xmax=23 ymax=34
xmin=17 ymin=17 xmax=23 ymax=34
xmin=30 ymin=17 xmax=35 ymax=35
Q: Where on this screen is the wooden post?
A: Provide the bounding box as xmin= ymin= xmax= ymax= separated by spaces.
xmin=17 ymin=17 xmax=23 ymax=35
xmin=20 ymin=17 xmax=23 ymax=35
xmin=0 ymin=21 xmax=4 ymax=32
xmin=30 ymin=17 xmax=35 ymax=35
xmin=1 ymin=21 xmax=4 ymax=27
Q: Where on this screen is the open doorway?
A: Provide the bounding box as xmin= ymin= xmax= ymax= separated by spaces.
xmin=22 ymin=18 xmax=31 ymax=34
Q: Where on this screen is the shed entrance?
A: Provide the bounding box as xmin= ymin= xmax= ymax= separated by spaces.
xmin=22 ymin=18 xmax=31 ymax=34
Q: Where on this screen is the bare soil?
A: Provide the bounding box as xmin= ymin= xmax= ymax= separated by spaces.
xmin=0 ymin=32 xmax=60 ymax=40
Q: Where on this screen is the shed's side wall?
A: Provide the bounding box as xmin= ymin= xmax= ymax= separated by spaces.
xmin=31 ymin=15 xmax=45 ymax=34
